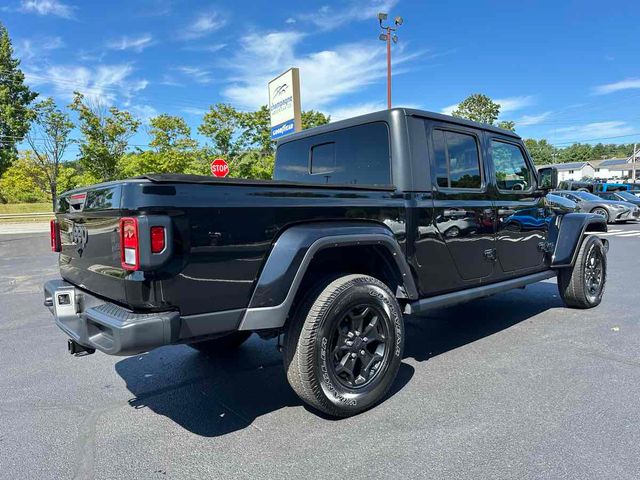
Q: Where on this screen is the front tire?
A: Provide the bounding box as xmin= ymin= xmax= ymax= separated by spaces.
xmin=558 ymin=235 xmax=607 ymax=308
xmin=591 ymin=207 xmax=610 ymax=223
xmin=284 ymin=274 xmax=405 ymax=417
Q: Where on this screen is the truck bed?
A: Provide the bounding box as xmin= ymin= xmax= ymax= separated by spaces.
xmin=56 ymin=176 xmax=405 ymax=316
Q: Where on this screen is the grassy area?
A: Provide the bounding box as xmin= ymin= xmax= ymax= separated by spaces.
xmin=0 ymin=203 xmax=52 ymax=214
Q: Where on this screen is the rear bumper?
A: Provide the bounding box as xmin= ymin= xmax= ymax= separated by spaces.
xmin=44 ymin=280 xmax=245 ymax=356
xmin=44 ymin=279 xmax=180 ymax=356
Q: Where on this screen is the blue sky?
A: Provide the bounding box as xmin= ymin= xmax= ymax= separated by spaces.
xmin=2 ymin=0 xmax=640 ymax=158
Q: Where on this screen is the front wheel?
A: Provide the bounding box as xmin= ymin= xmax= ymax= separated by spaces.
xmin=591 ymin=207 xmax=610 ymax=223
xmin=558 ymin=235 xmax=607 ymax=308
xmin=284 ymin=274 xmax=405 ymax=417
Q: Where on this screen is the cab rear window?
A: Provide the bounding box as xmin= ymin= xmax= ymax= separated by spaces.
xmin=274 ymin=122 xmax=391 ymax=186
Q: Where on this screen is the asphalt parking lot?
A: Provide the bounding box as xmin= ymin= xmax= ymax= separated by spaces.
xmin=1 ymin=225 xmax=639 ymax=479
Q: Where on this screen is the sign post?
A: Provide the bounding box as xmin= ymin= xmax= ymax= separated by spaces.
xmin=268 ymin=67 xmax=302 ymax=140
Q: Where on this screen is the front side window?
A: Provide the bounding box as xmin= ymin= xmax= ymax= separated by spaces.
xmin=492 ymin=140 xmax=533 ymax=191
xmin=432 ymin=129 xmax=482 ymax=189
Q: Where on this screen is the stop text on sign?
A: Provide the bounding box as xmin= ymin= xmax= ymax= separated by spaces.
xmin=211 ymin=158 xmax=229 ymax=178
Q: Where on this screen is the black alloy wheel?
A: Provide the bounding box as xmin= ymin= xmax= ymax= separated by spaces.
xmin=327 ymin=304 xmax=390 ymax=389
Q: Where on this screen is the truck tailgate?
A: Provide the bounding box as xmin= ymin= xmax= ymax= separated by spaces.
xmin=56 ymin=184 xmax=128 ymax=305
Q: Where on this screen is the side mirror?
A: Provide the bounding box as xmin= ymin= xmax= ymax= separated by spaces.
xmin=537 ymin=166 xmax=558 ymax=191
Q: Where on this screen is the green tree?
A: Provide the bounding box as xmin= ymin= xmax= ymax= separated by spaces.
xmin=0 ymin=151 xmax=48 ymax=203
xmin=118 ymin=114 xmax=204 ymax=177
xmin=69 ymin=92 xmax=140 ymax=182
xmin=198 ymin=103 xmax=244 ymax=159
xmin=452 ymin=93 xmax=516 ymax=131
xmin=302 ymin=110 xmax=330 ymax=130
xmin=452 ymin=94 xmax=500 ymax=125
xmin=148 ymin=114 xmax=197 ymax=152
xmin=25 ymin=98 xmax=74 ymax=209
xmin=496 ymin=120 xmax=516 ymax=132
xmin=0 ymin=23 xmax=38 ymax=174
xmin=524 ymin=138 xmax=556 ymax=165
xmin=556 ymin=143 xmax=593 ymax=164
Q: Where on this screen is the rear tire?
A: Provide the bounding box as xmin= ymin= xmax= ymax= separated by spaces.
xmin=558 ymin=235 xmax=606 ymax=309
xmin=190 ymin=331 xmax=252 ymax=355
xmin=284 ymin=274 xmax=404 ymax=417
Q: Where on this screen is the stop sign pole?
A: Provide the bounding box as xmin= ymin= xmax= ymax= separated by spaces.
xmin=211 ymin=158 xmax=229 ymax=178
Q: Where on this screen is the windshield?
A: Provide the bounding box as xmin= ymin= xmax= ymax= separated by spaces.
xmin=573 ymin=191 xmax=601 ymax=201
xmin=618 ymin=191 xmax=639 ymax=201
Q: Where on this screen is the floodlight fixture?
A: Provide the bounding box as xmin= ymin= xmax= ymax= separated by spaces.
xmin=392 ymin=35 xmax=398 ymax=43
xmin=395 ymin=16 xmax=403 ymax=25
xmin=378 ymin=12 xmax=388 ymax=21
xmin=379 ymin=33 xmax=388 ymax=41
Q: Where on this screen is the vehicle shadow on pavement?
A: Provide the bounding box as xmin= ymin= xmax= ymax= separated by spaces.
xmin=115 ymin=281 xmax=561 ymax=437
xmin=403 ymin=281 xmax=564 ymax=362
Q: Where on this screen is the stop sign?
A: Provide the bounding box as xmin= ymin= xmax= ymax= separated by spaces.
xmin=210 ymin=158 xmax=229 ymax=178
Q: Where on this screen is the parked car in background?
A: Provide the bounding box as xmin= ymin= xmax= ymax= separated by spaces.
xmin=557 ymin=180 xmax=630 ymax=193
xmin=555 ymin=190 xmax=640 ymax=223
xmin=596 ymin=190 xmax=640 ymax=209
xmin=626 ymin=183 xmax=640 ymax=198
xmin=546 ymin=193 xmax=579 ymax=213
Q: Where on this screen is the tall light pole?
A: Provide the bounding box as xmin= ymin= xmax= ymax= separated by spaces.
xmin=378 ymin=12 xmax=403 ymax=109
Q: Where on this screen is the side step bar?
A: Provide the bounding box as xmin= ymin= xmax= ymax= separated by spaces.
xmin=406 ymin=270 xmax=556 ymax=315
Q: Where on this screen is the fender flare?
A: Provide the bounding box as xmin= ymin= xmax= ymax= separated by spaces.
xmin=550 ymin=213 xmax=607 ymax=268
xmin=238 ymin=222 xmax=417 ymax=331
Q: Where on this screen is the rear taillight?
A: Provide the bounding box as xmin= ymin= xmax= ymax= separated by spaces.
xmin=120 ymin=217 xmax=139 ymax=270
xmin=50 ymin=219 xmax=61 ymax=252
xmin=150 ymin=226 xmax=166 ymax=254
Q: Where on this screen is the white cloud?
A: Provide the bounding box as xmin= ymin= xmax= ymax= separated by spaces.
xmin=593 ymin=78 xmax=640 ymax=95
xmin=176 ymin=66 xmax=215 ymax=85
xmin=182 ymin=107 xmax=207 ymax=116
xmin=129 ymin=104 xmax=158 ymax=123
xmin=25 ymin=63 xmax=148 ymax=105
xmin=296 ymin=0 xmax=399 ymax=31
xmin=19 ymin=0 xmax=75 ymax=19
xmin=440 ymin=103 xmax=458 ymax=116
xmin=552 ymin=121 xmax=635 ymax=143
xmin=107 ymin=34 xmax=155 ymax=53
xmin=285 ymin=17 xmax=296 ymax=24
xmin=15 ymin=36 xmax=64 ymax=60
xmin=494 ymin=95 xmax=535 ymax=113
xmin=180 ymin=11 xmax=227 ymax=40
xmin=221 ymin=30 xmax=420 ymax=111
xmin=516 ymin=111 xmax=552 ymax=126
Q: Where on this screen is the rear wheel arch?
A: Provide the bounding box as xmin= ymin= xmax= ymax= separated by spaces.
xmin=238 ymin=223 xmax=417 ymax=332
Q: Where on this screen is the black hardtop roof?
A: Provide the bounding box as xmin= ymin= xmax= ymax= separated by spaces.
xmin=277 ymin=107 xmax=521 ymax=145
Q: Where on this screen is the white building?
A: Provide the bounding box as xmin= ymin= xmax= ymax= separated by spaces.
xmin=591 ymin=158 xmax=633 ymax=180
xmin=553 ymin=161 xmax=596 ymax=181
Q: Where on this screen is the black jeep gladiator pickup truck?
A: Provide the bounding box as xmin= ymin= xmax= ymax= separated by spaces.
xmin=44 ymin=108 xmax=609 ymax=417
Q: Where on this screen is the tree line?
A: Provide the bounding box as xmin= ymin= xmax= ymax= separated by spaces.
xmin=0 ymin=24 xmax=635 ymax=208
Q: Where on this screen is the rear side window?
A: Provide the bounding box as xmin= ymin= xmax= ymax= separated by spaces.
xmin=274 ymin=122 xmax=391 ymax=185
xmin=310 ymin=143 xmax=335 ymax=175
xmin=491 ymin=141 xmax=533 ymax=191
xmin=432 ymin=129 xmax=482 ymax=189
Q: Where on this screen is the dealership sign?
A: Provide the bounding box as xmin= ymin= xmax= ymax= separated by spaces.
xmin=268 ymin=67 xmax=302 ymax=140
